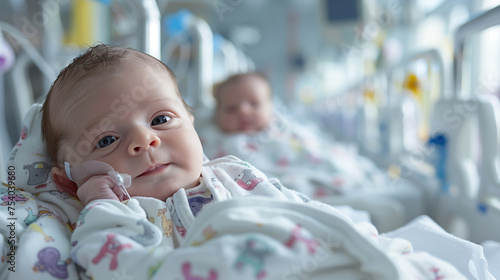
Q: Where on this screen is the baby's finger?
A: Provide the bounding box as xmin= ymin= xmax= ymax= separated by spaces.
xmin=111 ymin=184 xmax=130 ymax=201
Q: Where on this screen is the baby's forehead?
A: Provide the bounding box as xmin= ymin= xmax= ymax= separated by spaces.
xmin=224 ymin=76 xmax=271 ymax=96
xmin=55 ymin=63 xmax=176 ymax=116
xmin=78 ymin=58 xmax=173 ymax=89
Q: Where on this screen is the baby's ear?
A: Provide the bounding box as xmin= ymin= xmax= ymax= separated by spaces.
xmin=51 ymin=166 xmax=78 ymax=198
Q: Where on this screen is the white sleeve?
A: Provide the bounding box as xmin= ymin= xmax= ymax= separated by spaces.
xmin=71 ymin=199 xmax=173 ymax=279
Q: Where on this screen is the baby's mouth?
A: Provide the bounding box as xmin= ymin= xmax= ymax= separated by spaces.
xmin=138 ymin=163 xmax=169 ymax=177
xmin=239 ymin=121 xmax=253 ymax=130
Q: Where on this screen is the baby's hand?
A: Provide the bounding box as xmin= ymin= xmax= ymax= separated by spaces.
xmin=76 ymin=175 xmax=126 ymax=205
xmin=65 ymin=160 xmax=131 ymax=205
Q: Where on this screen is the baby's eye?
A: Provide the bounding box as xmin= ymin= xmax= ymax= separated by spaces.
xmin=151 ymin=115 xmax=171 ymax=126
xmin=96 ymin=136 xmax=117 ymax=148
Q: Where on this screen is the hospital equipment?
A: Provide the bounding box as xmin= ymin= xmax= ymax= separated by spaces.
xmin=428 ymin=4 xmax=500 ymax=243
xmin=163 ymin=9 xmax=213 ymax=109
xmin=0 ymin=22 xmax=57 ymax=184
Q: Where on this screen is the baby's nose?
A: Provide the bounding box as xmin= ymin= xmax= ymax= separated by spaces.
xmin=128 ymin=129 xmax=161 ymax=155
xmin=238 ymin=103 xmax=253 ymax=115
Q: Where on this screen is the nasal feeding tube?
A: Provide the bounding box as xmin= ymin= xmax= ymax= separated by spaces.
xmin=65 ymin=160 xmax=131 ymax=201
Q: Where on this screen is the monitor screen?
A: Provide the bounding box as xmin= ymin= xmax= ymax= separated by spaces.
xmin=325 ymin=0 xmax=360 ymax=22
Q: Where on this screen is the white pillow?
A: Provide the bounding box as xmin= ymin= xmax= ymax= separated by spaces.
xmin=8 ymin=103 xmax=55 ymax=194
xmin=7 ymin=103 xmax=83 ymax=228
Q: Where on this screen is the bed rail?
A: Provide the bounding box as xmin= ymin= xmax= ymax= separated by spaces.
xmin=453 ymin=4 xmax=500 ymax=98
xmin=129 ymin=0 xmax=161 ymax=59
xmin=387 ymin=49 xmax=445 ymax=104
xmin=449 ymin=4 xmax=500 ymax=204
xmin=0 ymin=22 xmax=56 ymax=183
xmin=163 ymin=10 xmax=213 ymax=110
xmin=430 ymin=5 xmax=500 ymax=243
xmin=382 ymin=49 xmax=445 ymax=165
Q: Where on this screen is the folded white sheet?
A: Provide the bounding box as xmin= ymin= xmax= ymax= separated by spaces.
xmin=384 ymin=215 xmax=495 ymax=280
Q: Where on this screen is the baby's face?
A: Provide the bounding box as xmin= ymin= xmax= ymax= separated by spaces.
xmin=216 ymin=76 xmax=273 ymax=133
xmin=57 ymin=63 xmax=204 ymax=201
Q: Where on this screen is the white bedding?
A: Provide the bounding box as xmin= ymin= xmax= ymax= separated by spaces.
xmin=198 ymin=113 xmax=388 ymax=199
xmin=197 ymin=112 xmax=430 ymax=231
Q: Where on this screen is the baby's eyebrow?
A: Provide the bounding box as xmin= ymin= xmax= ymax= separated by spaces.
xmin=81 ymin=112 xmax=117 ymax=141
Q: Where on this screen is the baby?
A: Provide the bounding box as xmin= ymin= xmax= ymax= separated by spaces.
xmin=203 ymin=72 xmax=388 ymax=199
xmin=42 ymin=44 xmax=204 ymax=204
xmin=38 ymin=44 xmax=465 ymax=279
xmin=213 ymin=72 xmax=274 ymax=134
xmin=201 ymin=72 xmax=414 ymax=232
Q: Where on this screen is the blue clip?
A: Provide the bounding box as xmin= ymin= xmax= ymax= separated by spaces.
xmin=477 ymin=203 xmax=488 ymax=214
xmin=163 ymin=9 xmax=193 ymax=37
xmin=427 ymin=134 xmax=448 ymax=193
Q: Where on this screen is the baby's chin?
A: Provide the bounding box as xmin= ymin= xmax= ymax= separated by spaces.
xmin=241 ymin=129 xmax=261 ymax=135
xmin=225 ymin=128 xmax=261 ymax=135
xmin=238 ymin=124 xmax=265 ymax=134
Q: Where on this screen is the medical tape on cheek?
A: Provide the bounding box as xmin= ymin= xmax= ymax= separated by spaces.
xmin=64 ymin=160 xmax=131 ymax=200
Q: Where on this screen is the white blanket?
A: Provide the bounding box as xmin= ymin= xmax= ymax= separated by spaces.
xmin=0 ymin=184 xmax=468 ymax=279
xmin=198 ymin=113 xmax=390 ymax=200
xmin=198 ymin=113 xmax=411 ymax=232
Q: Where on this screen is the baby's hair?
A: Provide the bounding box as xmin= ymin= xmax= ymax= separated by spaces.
xmin=41 ymin=43 xmax=190 ymax=166
xmin=212 ymin=71 xmax=272 ymax=104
